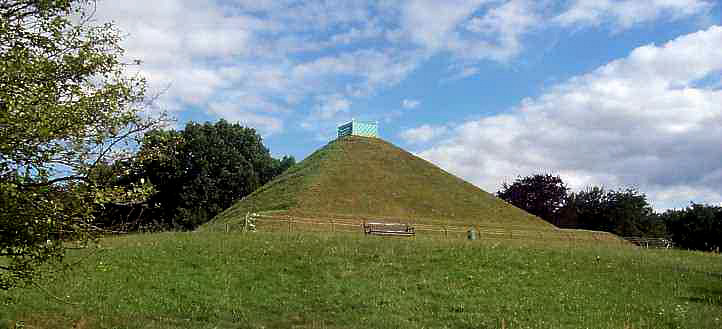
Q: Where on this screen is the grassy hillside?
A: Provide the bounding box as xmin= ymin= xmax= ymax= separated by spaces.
xmin=2 ymin=232 xmax=720 ymax=329
xmin=206 ymin=136 xmax=549 ymax=231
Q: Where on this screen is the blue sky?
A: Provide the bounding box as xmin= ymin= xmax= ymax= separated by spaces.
xmin=96 ymin=0 xmax=722 ymax=210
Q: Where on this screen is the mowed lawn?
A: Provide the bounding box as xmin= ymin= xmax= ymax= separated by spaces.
xmin=1 ymin=232 xmax=721 ymax=329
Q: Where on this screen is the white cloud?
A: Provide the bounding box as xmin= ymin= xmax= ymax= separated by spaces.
xmin=399 ymin=0 xmax=489 ymax=50
xmin=555 ymin=0 xmax=713 ymax=29
xmin=299 ymin=94 xmax=354 ymax=133
xmin=402 ymin=99 xmax=421 ymax=109
xmin=453 ymin=0 xmax=541 ymax=61
xmin=94 ymin=0 xmax=398 ymax=131
xmin=415 ymin=25 xmax=722 ymax=209
xmin=398 ymin=0 xmax=712 ymax=66
xmin=93 ymin=0 xmax=715 ymax=135
xmin=398 ymin=0 xmax=540 ymax=62
xmin=400 ymin=125 xmax=449 ymax=144
xmin=313 ymin=94 xmax=352 ymax=120
xmin=207 ymin=102 xmax=283 ymax=136
xmin=648 ymin=186 xmax=722 ymax=211
xmin=444 ymin=65 xmax=481 ymax=81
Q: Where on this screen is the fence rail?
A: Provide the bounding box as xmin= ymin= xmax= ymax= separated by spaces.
xmin=222 ymin=212 xmax=630 ymax=245
xmin=622 ymin=237 xmax=673 ymax=249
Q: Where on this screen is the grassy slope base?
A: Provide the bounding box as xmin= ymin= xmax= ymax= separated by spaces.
xmin=2 ymin=232 xmax=721 ymax=329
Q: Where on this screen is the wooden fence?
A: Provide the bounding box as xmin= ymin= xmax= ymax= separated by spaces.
xmin=221 ymin=212 xmax=629 ymax=245
xmin=622 ymin=237 xmax=673 ymax=249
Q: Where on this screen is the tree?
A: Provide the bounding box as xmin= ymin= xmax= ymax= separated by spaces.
xmin=272 ymin=155 xmax=296 ymax=179
xmin=604 ymin=188 xmax=658 ymax=236
xmin=571 ymin=186 xmax=611 ymax=231
xmin=663 ymin=204 xmax=722 ymax=251
xmin=571 ymin=187 xmax=662 ymax=237
xmin=105 ymin=120 xmax=293 ymax=230
xmin=497 ymin=174 xmax=568 ymax=225
xmin=1 ymin=1 xmax=163 ymax=289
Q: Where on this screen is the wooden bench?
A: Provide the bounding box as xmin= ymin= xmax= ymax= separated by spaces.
xmin=363 ymin=222 xmax=415 ymax=237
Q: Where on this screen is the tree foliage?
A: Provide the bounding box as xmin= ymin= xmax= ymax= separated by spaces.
xmin=99 ymin=120 xmax=295 ymax=231
xmin=0 ymin=0 xmax=163 ymax=289
xmin=497 ymin=174 xmax=666 ymax=237
xmin=568 ymin=187 xmax=664 ymax=237
xmin=662 ymin=204 xmax=722 ymax=251
xmin=497 ymin=174 xmax=568 ymax=225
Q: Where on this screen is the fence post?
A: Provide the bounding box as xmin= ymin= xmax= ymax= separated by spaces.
xmin=444 ymin=226 xmax=448 ymax=239
xmin=243 ymin=212 xmax=250 ymax=233
xmin=225 ymin=224 xmax=229 ymax=233
xmin=331 ymin=219 xmax=335 ymax=232
xmin=288 ymin=216 xmax=292 ymax=232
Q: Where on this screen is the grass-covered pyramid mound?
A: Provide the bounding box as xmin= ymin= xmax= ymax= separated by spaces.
xmin=204 ymin=136 xmax=552 ymax=230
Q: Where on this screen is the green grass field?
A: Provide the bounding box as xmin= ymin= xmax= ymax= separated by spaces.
xmin=2 ymin=232 xmax=720 ymax=329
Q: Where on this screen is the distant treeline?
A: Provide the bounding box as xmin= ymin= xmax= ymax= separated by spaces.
xmin=497 ymin=174 xmax=721 ymax=252
xmin=96 ymin=120 xmax=295 ymax=231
